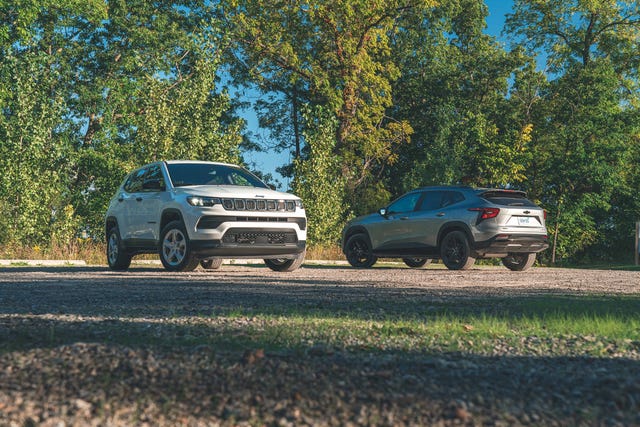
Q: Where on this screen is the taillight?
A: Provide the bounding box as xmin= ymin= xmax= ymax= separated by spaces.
xmin=469 ymin=207 xmax=500 ymax=220
xmin=543 ymin=210 xmax=547 ymax=220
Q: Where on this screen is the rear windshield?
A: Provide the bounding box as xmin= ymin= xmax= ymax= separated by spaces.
xmin=480 ymin=191 xmax=537 ymax=207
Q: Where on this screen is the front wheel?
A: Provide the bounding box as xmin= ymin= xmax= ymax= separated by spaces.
xmin=502 ymin=253 xmax=536 ymax=271
xmin=264 ymin=251 xmax=305 ymax=272
xmin=159 ymin=221 xmax=199 ymax=272
xmin=440 ymin=230 xmax=475 ymax=270
xmin=107 ymin=226 xmax=131 ymax=271
xmin=402 ymin=257 xmax=431 ymax=268
xmin=344 ymin=233 xmax=377 ymax=268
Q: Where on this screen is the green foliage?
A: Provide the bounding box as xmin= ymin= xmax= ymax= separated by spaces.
xmin=0 ymin=51 xmax=76 ymax=245
xmin=134 ymin=59 xmax=243 ymax=164
xmin=292 ymin=106 xmax=348 ymax=246
xmin=0 ymin=0 xmax=638 ymax=265
xmin=506 ymin=0 xmax=640 ymax=262
xmin=389 ymin=0 xmax=529 ymax=193
xmin=533 ymin=62 xmax=635 ymax=260
xmin=0 ymin=1 xmax=245 ymax=246
xmin=219 ymin=0 xmax=432 ymax=195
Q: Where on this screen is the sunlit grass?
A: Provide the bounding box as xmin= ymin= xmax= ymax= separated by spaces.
xmin=226 ymin=310 xmax=640 ymax=356
xmin=4 ymin=304 xmax=640 ymax=358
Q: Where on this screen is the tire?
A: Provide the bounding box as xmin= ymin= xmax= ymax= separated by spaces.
xmin=344 ymin=233 xmax=378 ymax=268
xmin=402 ymin=257 xmax=431 ymax=268
xmin=264 ymin=251 xmax=305 ymax=272
xmin=502 ymin=253 xmax=536 ymax=271
xmin=440 ymin=230 xmax=476 ymax=270
xmin=159 ymin=220 xmax=199 ymax=272
xmin=200 ymin=259 xmax=223 ymax=270
xmin=106 ymin=226 xmax=132 ymax=271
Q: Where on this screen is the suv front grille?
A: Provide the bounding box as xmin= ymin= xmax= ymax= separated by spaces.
xmin=222 ymin=229 xmax=298 ymax=245
xmin=222 ymin=198 xmax=296 ymax=212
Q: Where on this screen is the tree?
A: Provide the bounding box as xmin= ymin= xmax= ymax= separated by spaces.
xmin=0 ymin=51 xmax=76 ymax=245
xmin=0 ymin=1 xmax=246 ymax=245
xmin=388 ymin=0 xmax=529 ymax=196
xmin=506 ymin=0 xmax=640 ymax=262
xmin=292 ymin=106 xmax=348 ymax=246
xmin=505 ymin=0 xmax=640 ymax=73
xmin=218 ymin=0 xmax=433 ymax=203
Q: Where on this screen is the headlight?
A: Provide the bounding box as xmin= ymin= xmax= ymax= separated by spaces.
xmin=187 ymin=196 xmax=221 ymax=207
xmin=295 ymin=199 xmax=304 ymax=210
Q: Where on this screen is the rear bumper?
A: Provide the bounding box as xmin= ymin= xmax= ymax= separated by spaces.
xmin=473 ymin=234 xmax=549 ymax=256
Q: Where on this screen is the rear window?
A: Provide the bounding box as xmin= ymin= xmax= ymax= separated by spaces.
xmin=480 ymin=191 xmax=538 ymax=207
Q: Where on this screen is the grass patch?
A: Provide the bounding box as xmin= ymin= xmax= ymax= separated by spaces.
xmin=5 ymin=295 xmax=640 ymax=358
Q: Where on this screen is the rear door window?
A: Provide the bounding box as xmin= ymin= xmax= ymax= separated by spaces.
xmin=418 ymin=190 xmax=465 ymax=211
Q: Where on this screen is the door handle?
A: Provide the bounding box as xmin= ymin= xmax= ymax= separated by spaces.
xmin=436 ymin=212 xmax=445 ymax=217
xmin=136 ymin=197 xmax=143 ymax=202
xmin=117 ymin=197 xmax=124 ymax=202
xmin=400 ymin=216 xmax=409 ymax=220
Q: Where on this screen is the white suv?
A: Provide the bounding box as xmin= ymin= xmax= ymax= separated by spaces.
xmin=105 ymin=161 xmax=307 ymax=272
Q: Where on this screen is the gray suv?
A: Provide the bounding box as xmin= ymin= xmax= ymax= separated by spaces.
xmin=341 ymin=186 xmax=548 ymax=271
xmin=105 ymin=160 xmax=307 ymax=272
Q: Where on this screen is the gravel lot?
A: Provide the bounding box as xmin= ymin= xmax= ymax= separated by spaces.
xmin=1 ymin=264 xmax=639 ymax=426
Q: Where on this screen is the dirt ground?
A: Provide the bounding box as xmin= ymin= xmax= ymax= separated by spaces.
xmin=1 ymin=264 xmax=639 ymax=426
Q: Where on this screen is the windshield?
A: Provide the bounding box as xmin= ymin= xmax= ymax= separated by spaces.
xmin=166 ymin=163 xmax=268 ymax=189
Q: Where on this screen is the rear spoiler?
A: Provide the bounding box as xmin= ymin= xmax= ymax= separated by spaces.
xmin=480 ymin=189 xmax=527 ymax=198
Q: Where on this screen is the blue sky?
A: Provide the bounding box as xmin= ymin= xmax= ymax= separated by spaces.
xmin=243 ymin=0 xmax=516 ymax=188
xmin=485 ymin=0 xmax=514 ymax=39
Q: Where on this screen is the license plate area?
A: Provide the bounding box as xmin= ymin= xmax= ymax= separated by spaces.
xmin=516 ymin=216 xmax=533 ymax=226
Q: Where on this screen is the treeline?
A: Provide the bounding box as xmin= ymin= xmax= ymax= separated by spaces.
xmin=1 ymin=0 xmax=638 ymax=264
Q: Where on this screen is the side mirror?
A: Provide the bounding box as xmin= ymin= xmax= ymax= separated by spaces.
xmin=378 ymin=208 xmax=387 ymax=217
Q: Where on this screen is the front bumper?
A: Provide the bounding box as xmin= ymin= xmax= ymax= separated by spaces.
xmin=473 ymin=234 xmax=549 ymax=256
xmin=191 ymin=239 xmax=306 ymax=259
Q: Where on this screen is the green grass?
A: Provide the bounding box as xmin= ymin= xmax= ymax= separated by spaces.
xmin=5 ymin=295 xmax=640 ymax=358
xmin=210 ymin=310 xmax=640 ymax=356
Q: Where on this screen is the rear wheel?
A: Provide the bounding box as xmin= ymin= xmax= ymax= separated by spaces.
xmin=200 ymin=259 xmax=223 ymax=270
xmin=264 ymin=251 xmax=305 ymax=272
xmin=502 ymin=253 xmax=536 ymax=271
xmin=344 ymin=233 xmax=377 ymax=268
xmin=402 ymin=257 xmax=431 ymax=268
xmin=106 ymin=226 xmax=131 ymax=271
xmin=440 ymin=230 xmax=475 ymax=270
xmin=159 ymin=221 xmax=199 ymax=272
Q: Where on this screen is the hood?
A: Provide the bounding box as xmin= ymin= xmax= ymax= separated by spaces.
xmin=174 ymin=185 xmax=300 ymax=200
xmin=347 ymin=212 xmax=380 ymax=226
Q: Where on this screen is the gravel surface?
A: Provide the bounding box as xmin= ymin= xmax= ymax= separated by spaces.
xmin=1 ymin=264 xmax=639 ymax=426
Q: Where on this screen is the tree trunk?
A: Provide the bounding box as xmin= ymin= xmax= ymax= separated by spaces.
xmin=292 ymin=86 xmax=301 ymax=159
xmin=551 ymin=207 xmax=561 ymax=264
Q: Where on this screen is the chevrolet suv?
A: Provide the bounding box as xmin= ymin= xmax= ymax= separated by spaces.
xmin=105 ymin=160 xmax=306 ymax=272
xmin=341 ymin=186 xmax=548 ymax=271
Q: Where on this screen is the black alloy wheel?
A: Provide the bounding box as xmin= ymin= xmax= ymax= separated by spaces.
xmin=440 ymin=230 xmax=476 ymax=270
xmin=344 ymin=233 xmax=377 ymax=268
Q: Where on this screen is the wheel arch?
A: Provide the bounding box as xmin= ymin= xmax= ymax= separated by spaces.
xmin=342 ymin=226 xmax=372 ymax=252
xmin=105 ymin=216 xmax=119 ymax=241
xmin=160 ymin=209 xmax=184 ymax=232
xmin=437 ymin=222 xmax=474 ymax=248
